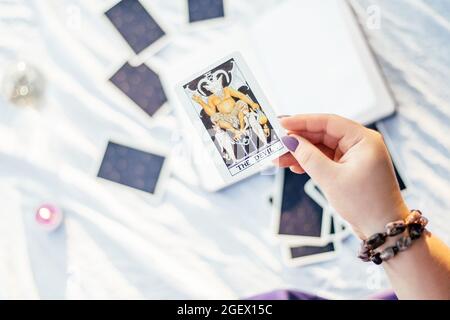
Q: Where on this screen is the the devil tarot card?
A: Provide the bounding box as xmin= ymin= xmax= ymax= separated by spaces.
xmin=176 ymin=52 xmax=287 ymax=182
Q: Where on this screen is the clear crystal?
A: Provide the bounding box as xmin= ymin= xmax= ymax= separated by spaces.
xmin=1 ymin=61 xmax=46 ymax=107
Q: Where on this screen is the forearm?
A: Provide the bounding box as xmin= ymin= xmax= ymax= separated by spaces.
xmin=359 ymin=204 xmax=450 ymax=299
xmin=383 ymin=232 xmax=450 ymax=299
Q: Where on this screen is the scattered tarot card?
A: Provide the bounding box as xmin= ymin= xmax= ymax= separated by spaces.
xmin=109 ymin=62 xmax=167 ymax=117
xmin=105 ymin=0 xmax=167 ymax=55
xmin=176 ymin=52 xmax=287 ymax=182
xmin=273 ymin=168 xmax=331 ymax=244
xmin=282 ymin=240 xmax=340 ymax=268
xmin=187 ymin=0 xmax=226 ymax=24
xmin=304 ymin=179 xmax=327 ymax=209
xmin=305 ymin=179 xmax=352 ymax=238
xmin=97 ymin=141 xmax=170 ymax=201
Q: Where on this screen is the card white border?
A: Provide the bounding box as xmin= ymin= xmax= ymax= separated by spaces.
xmin=304 ymin=179 xmax=328 ymax=209
xmin=271 ymin=168 xmax=332 ymax=245
xmin=175 ymin=52 xmax=288 ymax=183
xmin=182 ymin=0 xmax=229 ymax=31
xmin=92 ymin=137 xmax=171 ymax=205
xmin=305 ymin=179 xmax=355 ymax=240
xmin=105 ymin=59 xmax=171 ymax=120
xmin=100 ymin=0 xmax=173 ymax=66
xmin=281 ymin=238 xmax=341 ymax=268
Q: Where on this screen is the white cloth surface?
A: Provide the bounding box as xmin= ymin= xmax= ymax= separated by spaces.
xmin=0 ymin=0 xmax=449 ymax=299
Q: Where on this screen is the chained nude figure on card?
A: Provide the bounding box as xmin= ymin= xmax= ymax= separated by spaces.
xmin=191 ymin=69 xmax=270 ymax=142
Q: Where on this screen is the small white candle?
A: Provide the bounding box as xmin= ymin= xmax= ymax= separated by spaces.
xmin=35 ymin=204 xmax=63 ymax=231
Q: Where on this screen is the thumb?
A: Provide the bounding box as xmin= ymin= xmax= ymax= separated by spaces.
xmin=281 ymin=135 xmax=337 ymax=184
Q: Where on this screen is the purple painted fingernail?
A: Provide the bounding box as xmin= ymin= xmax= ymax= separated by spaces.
xmin=282 ymin=136 xmax=299 ymax=152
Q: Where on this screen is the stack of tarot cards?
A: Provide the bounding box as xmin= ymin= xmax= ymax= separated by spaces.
xmin=272 ymin=122 xmax=409 ymax=267
xmin=272 ymin=169 xmax=351 ymax=267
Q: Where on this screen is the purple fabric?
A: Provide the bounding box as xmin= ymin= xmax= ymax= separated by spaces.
xmin=246 ymin=289 xmax=397 ymax=300
xmin=370 ymin=290 xmax=398 ymax=300
xmin=247 ymin=290 xmax=325 ymax=300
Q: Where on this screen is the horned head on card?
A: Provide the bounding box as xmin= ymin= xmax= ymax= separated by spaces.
xmin=186 ymin=59 xmax=265 ymax=143
xmin=198 ymin=69 xmax=230 ymax=98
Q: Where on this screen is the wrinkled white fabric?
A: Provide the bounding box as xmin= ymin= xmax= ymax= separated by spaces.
xmin=0 ymin=0 xmax=448 ymax=299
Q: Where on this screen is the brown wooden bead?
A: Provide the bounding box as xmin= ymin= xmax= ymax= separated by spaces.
xmin=358 ymin=242 xmax=371 ymax=262
xmin=358 ymin=252 xmax=371 ymax=262
xmin=418 ymin=216 xmax=428 ymax=228
xmin=380 ymin=246 xmax=397 ymax=261
xmin=357 ymin=210 xmax=427 ymax=264
xmin=396 ymin=236 xmax=412 ymax=251
xmin=408 ymin=223 xmax=423 ymax=240
xmin=366 ymin=232 xmax=387 ymax=250
xmin=405 ymin=210 xmax=422 ymax=225
xmin=371 ymin=252 xmax=383 ymax=265
xmin=385 ymin=220 xmax=406 ymax=236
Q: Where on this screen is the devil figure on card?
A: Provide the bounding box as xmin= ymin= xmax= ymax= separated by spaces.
xmin=180 ymin=55 xmax=286 ymax=179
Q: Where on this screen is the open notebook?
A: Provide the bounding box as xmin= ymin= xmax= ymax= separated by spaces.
xmin=162 ymin=0 xmax=395 ymax=191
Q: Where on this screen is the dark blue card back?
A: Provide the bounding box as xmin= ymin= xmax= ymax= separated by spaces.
xmin=105 ymin=0 xmax=165 ymax=54
xmin=188 ymin=0 xmax=225 ymax=23
xmin=290 ymin=242 xmax=335 ymax=258
xmin=98 ymin=141 xmax=165 ymax=194
xmin=109 ymin=62 xmax=167 ymax=117
xmin=278 ymin=169 xmax=324 ymax=238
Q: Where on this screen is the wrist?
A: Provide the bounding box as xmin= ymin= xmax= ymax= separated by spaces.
xmin=357 ymin=209 xmax=428 ymax=265
xmin=356 ymin=201 xmax=410 ymax=240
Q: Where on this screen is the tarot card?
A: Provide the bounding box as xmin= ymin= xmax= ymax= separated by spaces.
xmin=282 ymin=240 xmax=340 ymax=268
xmin=176 ymin=52 xmax=288 ymax=182
xmin=272 ymin=168 xmax=331 ymax=244
xmin=185 ymin=0 xmax=227 ymax=26
xmin=305 ymin=180 xmax=352 ymax=237
xmin=104 ymin=0 xmax=170 ymax=64
xmin=97 ymin=141 xmax=170 ymax=202
xmin=304 ymin=179 xmax=328 ymax=209
xmin=329 ymin=211 xmax=353 ymax=240
xmin=282 ymin=209 xmax=342 ymax=267
xmin=109 ymin=62 xmax=168 ymax=118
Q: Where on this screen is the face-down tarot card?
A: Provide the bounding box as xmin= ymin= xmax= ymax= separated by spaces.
xmin=176 ymin=53 xmax=287 ymax=182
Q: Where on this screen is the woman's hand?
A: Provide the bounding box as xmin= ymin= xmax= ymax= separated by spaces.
xmin=275 ymin=114 xmax=409 ymax=239
xmin=274 ymin=114 xmax=450 ymax=299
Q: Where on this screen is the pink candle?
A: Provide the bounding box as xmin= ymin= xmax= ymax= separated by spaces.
xmin=35 ymin=204 xmax=63 ymax=231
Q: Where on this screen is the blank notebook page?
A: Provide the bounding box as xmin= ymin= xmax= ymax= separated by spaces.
xmin=248 ymin=0 xmax=377 ymax=121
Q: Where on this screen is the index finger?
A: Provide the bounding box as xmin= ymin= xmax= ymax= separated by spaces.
xmin=280 ymin=114 xmax=360 ymax=137
xmin=279 ymin=114 xmax=365 ymax=153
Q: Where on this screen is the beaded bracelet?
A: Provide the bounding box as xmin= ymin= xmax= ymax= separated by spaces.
xmin=358 ymin=210 xmax=428 ymax=265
